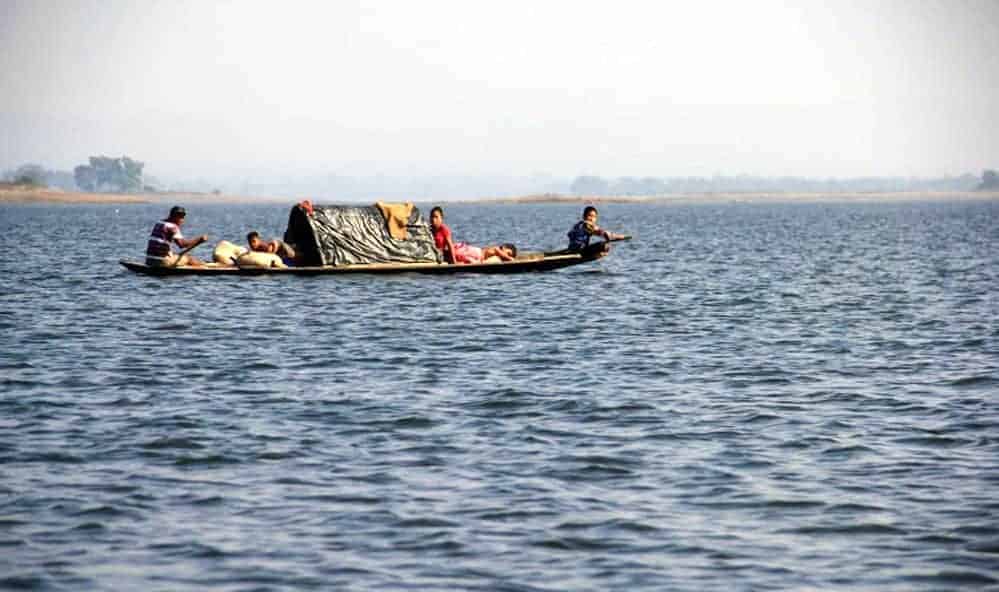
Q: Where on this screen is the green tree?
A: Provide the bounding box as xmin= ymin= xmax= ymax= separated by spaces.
xmin=978 ymin=169 xmax=998 ymax=190
xmin=121 ymin=157 xmax=144 ymax=192
xmin=73 ymin=155 xmax=144 ymax=192
xmin=7 ymin=163 xmax=47 ymax=186
xmin=74 ymin=164 xmax=97 ymax=191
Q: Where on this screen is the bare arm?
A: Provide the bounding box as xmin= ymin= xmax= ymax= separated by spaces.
xmin=176 ymin=234 xmax=208 ymax=249
xmin=596 ymin=226 xmax=624 ymax=241
xmin=443 ymin=235 xmax=457 ymax=264
xmin=482 ymin=246 xmax=516 ymax=261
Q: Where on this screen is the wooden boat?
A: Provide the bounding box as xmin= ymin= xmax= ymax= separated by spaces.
xmin=123 ymin=203 xmax=628 ymax=277
xmin=119 ymin=241 xmax=619 ymax=277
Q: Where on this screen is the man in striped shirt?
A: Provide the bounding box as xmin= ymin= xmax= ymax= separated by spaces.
xmin=145 ymin=206 xmax=208 ymax=267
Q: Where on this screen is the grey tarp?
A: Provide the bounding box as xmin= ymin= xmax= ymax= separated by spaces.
xmin=283 ymin=204 xmax=441 ymax=266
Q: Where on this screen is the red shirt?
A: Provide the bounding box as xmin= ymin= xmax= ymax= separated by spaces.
xmin=432 ymin=223 xmax=452 ymax=251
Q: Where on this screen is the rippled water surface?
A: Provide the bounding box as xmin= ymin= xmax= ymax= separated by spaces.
xmin=2 ymin=199 xmax=997 ymax=590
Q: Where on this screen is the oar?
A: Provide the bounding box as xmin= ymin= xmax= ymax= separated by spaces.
xmin=169 ymin=237 xmax=207 ymax=267
xmin=595 ymin=235 xmax=631 ymax=247
xmin=575 ymin=234 xmax=631 ymax=258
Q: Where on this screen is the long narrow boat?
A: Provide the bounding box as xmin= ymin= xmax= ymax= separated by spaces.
xmin=121 ymin=202 xmax=627 ymax=277
xmin=119 ymin=241 xmax=616 ymax=277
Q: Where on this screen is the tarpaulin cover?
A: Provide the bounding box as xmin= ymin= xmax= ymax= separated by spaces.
xmin=283 ymin=204 xmax=441 ymax=266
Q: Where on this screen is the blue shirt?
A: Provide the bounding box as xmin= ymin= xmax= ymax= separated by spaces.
xmin=567 ymin=220 xmax=596 ymax=250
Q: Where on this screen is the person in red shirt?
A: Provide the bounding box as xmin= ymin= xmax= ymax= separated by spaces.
xmin=429 ymin=206 xmax=457 ymax=263
xmin=429 ymin=206 xmax=517 ymax=265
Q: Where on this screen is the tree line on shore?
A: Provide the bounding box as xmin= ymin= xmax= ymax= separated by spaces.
xmin=2 ymin=156 xmax=148 ymax=193
xmin=3 ymin=157 xmax=997 ymax=196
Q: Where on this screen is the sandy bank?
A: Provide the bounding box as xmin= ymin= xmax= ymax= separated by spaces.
xmin=0 ymin=186 xmax=151 ymax=204
xmin=0 ymin=186 xmax=289 ymax=205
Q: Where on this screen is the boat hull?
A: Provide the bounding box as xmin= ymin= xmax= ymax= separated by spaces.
xmin=119 ymin=243 xmax=612 ymax=277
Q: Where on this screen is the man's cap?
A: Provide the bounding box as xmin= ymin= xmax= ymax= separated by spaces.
xmin=169 ymin=206 xmax=187 ymax=218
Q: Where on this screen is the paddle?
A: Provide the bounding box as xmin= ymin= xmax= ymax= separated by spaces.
xmin=169 ymin=236 xmax=207 ymax=267
xmin=587 ymin=234 xmax=631 ymax=258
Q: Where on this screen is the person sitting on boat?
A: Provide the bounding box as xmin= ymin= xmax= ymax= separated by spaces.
xmin=429 ymin=206 xmax=518 ymax=264
xmin=429 ymin=206 xmax=457 ymax=263
xmin=145 ymin=206 xmax=207 ymax=267
xmin=567 ymin=206 xmax=626 ymax=251
xmin=247 ymin=231 xmax=297 ymax=265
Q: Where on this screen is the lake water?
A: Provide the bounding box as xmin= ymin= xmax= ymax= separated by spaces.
xmin=1 ymin=199 xmax=997 ymax=591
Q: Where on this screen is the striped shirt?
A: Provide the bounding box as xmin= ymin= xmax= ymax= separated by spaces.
xmin=146 ymin=220 xmax=183 ymax=262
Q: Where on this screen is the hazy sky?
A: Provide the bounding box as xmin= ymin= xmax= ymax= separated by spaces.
xmin=2 ymin=0 xmax=997 ymax=180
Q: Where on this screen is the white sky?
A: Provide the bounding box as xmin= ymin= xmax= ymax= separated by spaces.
xmin=1 ymin=0 xmax=997 ymax=179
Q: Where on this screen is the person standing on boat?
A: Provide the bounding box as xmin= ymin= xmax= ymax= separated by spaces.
xmin=567 ymin=206 xmax=625 ymax=251
xmin=145 ymin=206 xmax=207 ymax=267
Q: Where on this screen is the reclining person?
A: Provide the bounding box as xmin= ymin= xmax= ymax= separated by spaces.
xmin=454 ymin=243 xmax=518 ymax=264
xmin=247 ymin=231 xmax=297 ymax=264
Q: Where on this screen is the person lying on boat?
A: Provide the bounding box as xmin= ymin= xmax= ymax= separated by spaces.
xmin=429 ymin=206 xmax=518 ymax=264
xmin=247 ymin=231 xmax=297 ymax=264
xmin=567 ymin=206 xmax=626 ymax=251
xmin=456 ymin=243 xmax=518 ymax=264
xmin=145 ymin=206 xmax=208 ymax=267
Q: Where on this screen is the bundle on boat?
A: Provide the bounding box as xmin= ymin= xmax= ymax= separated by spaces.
xmin=284 ymin=201 xmax=441 ymax=267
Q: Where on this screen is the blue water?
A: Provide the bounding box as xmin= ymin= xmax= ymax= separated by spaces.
xmin=1 ymin=199 xmax=997 ymax=591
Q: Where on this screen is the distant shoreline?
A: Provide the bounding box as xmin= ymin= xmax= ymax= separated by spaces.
xmin=479 ymin=191 xmax=999 ymax=205
xmin=2 ymin=185 xmax=998 ymax=205
xmin=0 ymin=186 xmax=288 ymax=205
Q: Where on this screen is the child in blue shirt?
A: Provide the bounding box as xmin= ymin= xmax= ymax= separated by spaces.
xmin=567 ymin=206 xmax=625 ymax=250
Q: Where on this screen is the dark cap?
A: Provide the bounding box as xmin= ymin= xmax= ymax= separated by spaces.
xmin=169 ymin=206 xmax=187 ymax=218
